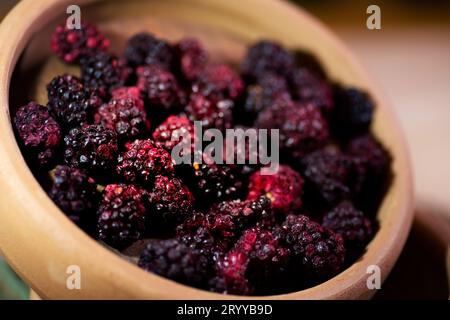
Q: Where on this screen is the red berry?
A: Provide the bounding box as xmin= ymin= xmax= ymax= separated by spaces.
xmin=14 ymin=102 xmax=61 ymax=167
xmin=186 ymin=92 xmax=233 ymax=131
xmin=175 ymin=38 xmax=208 ymax=81
xmin=152 ymin=115 xmax=194 ymax=152
xmin=247 ymin=164 xmax=303 ymax=215
xmin=117 ymin=139 xmax=175 ymax=186
xmin=51 ymin=22 xmax=109 ymax=64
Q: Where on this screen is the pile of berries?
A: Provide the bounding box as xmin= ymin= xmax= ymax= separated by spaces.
xmin=13 ymin=22 xmax=392 ymax=295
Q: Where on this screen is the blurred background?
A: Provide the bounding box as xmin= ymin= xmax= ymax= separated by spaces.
xmin=0 ymin=0 xmax=449 ymax=299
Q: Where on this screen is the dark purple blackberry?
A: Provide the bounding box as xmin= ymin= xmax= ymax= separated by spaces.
xmin=63 ymin=124 xmax=118 ymax=177
xmin=241 ymin=40 xmax=295 ymax=81
xmin=152 ymin=115 xmax=194 ymax=153
xmin=180 ymin=155 xmax=242 ymax=205
xmin=210 ymin=196 xmax=274 ymax=230
xmin=243 ymin=72 xmax=290 ymax=118
xmin=210 ymin=250 xmax=252 ymax=295
xmin=211 ymin=226 xmax=290 ymax=295
xmin=51 ymin=22 xmax=109 ymax=64
xmin=138 ymin=239 xmax=211 ymax=288
xmin=175 ymin=38 xmax=208 ymax=81
xmin=275 ymin=214 xmax=345 ymax=282
xmin=13 ymin=102 xmax=61 ymax=167
xmin=116 ymin=139 xmax=175 ymax=186
xmin=247 ymin=164 xmax=304 ymax=215
xmin=48 ymin=165 xmax=98 ymax=227
xmin=192 ymin=64 xmax=244 ymax=102
xmin=136 ymin=65 xmax=184 ymax=114
xmin=94 ymin=96 xmax=149 ymax=142
xmin=186 ymin=92 xmax=233 ymax=131
xmin=255 ymin=97 xmax=329 ymax=159
xmin=124 ymin=32 xmax=174 ymax=69
xmin=96 ymin=184 xmax=149 ymax=248
xmin=331 ymin=86 xmax=374 ymax=137
xmin=322 ymin=201 xmax=373 ymax=251
xmin=47 ymin=74 xmax=102 ymax=129
xmin=301 ymin=147 xmax=364 ymax=207
xmin=346 ymin=134 xmax=391 ymax=179
xmin=148 ymin=175 xmax=195 ymax=228
xmin=81 ymin=52 xmax=130 ymax=99
xmin=288 ymin=67 xmax=334 ymax=114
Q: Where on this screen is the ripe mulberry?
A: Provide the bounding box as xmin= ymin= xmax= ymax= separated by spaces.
xmin=175 ymin=38 xmax=208 ymax=81
xmin=124 ymin=32 xmax=174 ymax=69
xmin=51 ymin=22 xmax=109 ymax=64
xmin=14 ymin=102 xmax=61 ymax=167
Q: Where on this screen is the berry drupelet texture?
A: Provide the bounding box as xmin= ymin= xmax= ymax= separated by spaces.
xmin=288 ymin=67 xmax=334 ymax=115
xmin=175 ymin=38 xmax=208 ymax=81
xmin=192 ymin=64 xmax=244 ymax=102
xmin=148 ymin=175 xmax=195 ymax=228
xmin=111 ymin=86 xmax=143 ymax=102
xmin=275 ymin=214 xmax=345 ymax=283
xmin=81 ymin=52 xmax=130 ymax=99
xmin=247 ymin=164 xmax=303 ymax=215
xmin=241 ymin=40 xmax=296 ymax=81
xmin=47 ymin=74 xmax=102 ymax=130
xmin=97 ymin=184 xmax=149 ymax=248
xmin=94 ymin=96 xmax=150 ymax=142
xmin=136 ymin=65 xmax=184 ymax=114
xmin=301 ymin=147 xmax=364 ymax=207
xmin=63 ymin=124 xmax=118 ymax=177
xmin=124 ymin=32 xmax=174 ymax=69
xmin=116 ymin=139 xmax=175 ymax=186
xmin=14 ymin=102 xmax=61 ymax=167
xmin=255 ymin=97 xmax=329 ymax=159
xmin=322 ymin=201 xmax=373 ymax=252
xmin=152 ymin=115 xmax=194 ymax=152
xmin=48 ymin=165 xmax=98 ymax=227
xmin=51 ymin=22 xmax=110 ymax=64
xmin=138 ymin=239 xmax=211 ymax=288
xmin=331 ymin=86 xmax=374 ymax=137
xmin=186 ymin=92 xmax=233 ymax=131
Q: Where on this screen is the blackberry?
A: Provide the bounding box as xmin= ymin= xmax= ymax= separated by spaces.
xmin=94 ymin=97 xmax=150 ymax=142
xmin=288 ymin=67 xmax=334 ymax=114
xmin=301 ymin=147 xmax=364 ymax=207
xmin=97 ymin=184 xmax=149 ymax=248
xmin=181 ymin=155 xmax=242 ymax=204
xmin=175 ymin=38 xmax=208 ymax=81
xmin=81 ymin=52 xmax=130 ymax=99
xmin=331 ymin=86 xmax=374 ymax=137
xmin=152 ymin=115 xmax=194 ymax=152
xmin=63 ymin=124 xmax=118 ymax=177
xmin=136 ymin=65 xmax=184 ymax=114
xmin=138 ymin=239 xmax=211 ymax=288
xmin=322 ymin=201 xmax=373 ymax=252
xmin=111 ymin=86 xmax=142 ymax=101
xmin=51 ymin=22 xmax=109 ymax=64
xmin=255 ymin=97 xmax=329 ymax=159
xmin=148 ymin=175 xmax=195 ymax=228
xmin=192 ymin=64 xmax=244 ymax=101
xmin=116 ymin=139 xmax=175 ymax=186
xmin=124 ymin=32 xmax=174 ymax=69
xmin=210 ymin=250 xmax=252 ymax=295
xmin=247 ymin=164 xmax=303 ymax=215
xmin=186 ymin=92 xmax=233 ymax=131
xmin=210 ymin=196 xmax=274 ymax=230
xmin=275 ymin=214 xmax=345 ymax=283
xmin=48 ymin=165 xmax=98 ymax=227
xmin=241 ymin=40 xmax=295 ymax=81
xmin=13 ymin=102 xmax=61 ymax=167
xmin=346 ymin=134 xmax=391 ymax=179
xmin=243 ymin=72 xmax=290 ymax=119
xmin=47 ymin=74 xmax=102 ymax=129
xmin=234 ymin=227 xmax=291 ymax=293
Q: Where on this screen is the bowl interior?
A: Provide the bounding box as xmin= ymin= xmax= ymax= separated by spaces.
xmin=2 ymin=0 xmax=413 ymax=299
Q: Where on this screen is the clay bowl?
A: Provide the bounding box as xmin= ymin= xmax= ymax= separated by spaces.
xmin=0 ymin=0 xmax=414 ymax=299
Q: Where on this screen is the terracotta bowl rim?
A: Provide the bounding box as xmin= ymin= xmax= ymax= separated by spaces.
xmin=0 ymin=0 xmax=414 ymax=299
